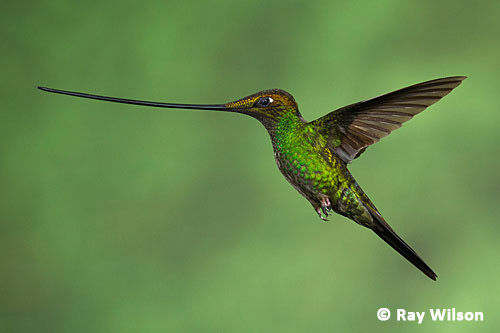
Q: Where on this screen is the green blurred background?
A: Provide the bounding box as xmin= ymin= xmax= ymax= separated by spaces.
xmin=2 ymin=0 xmax=499 ymax=332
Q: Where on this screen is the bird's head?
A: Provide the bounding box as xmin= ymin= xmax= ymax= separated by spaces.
xmin=224 ymin=89 xmax=300 ymax=121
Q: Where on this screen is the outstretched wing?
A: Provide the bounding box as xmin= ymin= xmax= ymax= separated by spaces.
xmin=309 ymin=76 xmax=466 ymax=164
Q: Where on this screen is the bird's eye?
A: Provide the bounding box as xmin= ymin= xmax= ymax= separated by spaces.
xmin=257 ymin=97 xmax=273 ymax=107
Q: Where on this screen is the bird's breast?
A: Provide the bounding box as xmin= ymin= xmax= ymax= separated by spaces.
xmin=273 ymin=135 xmax=345 ymax=199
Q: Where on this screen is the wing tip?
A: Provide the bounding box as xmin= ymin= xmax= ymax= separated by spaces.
xmin=443 ymin=75 xmax=467 ymax=80
xmin=444 ymin=75 xmax=467 ymax=85
xmin=420 ymin=76 xmax=467 ymax=90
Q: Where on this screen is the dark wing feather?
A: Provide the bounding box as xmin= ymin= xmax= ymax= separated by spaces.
xmin=309 ymin=76 xmax=466 ymax=163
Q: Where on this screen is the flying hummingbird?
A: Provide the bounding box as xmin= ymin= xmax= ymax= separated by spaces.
xmin=38 ymin=76 xmax=466 ymax=280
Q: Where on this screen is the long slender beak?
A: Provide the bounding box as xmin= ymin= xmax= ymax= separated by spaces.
xmin=37 ymin=86 xmax=230 ymax=111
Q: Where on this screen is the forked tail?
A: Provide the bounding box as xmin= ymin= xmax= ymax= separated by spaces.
xmin=370 ymin=210 xmax=437 ymax=280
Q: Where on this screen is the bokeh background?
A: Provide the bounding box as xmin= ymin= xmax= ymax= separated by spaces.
xmin=2 ymin=0 xmax=499 ymax=332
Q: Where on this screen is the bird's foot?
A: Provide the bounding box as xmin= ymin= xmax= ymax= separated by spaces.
xmin=316 ymin=197 xmax=332 ymax=222
xmin=316 ymin=207 xmax=329 ymax=221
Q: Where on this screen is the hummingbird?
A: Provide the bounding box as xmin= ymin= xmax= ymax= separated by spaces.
xmin=38 ymin=76 xmax=466 ymax=280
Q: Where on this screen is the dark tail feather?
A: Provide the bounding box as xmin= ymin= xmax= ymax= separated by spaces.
xmin=370 ymin=212 xmax=437 ymax=280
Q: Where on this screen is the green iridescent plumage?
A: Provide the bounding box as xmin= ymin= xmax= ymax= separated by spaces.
xmin=38 ymin=76 xmax=466 ymax=280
